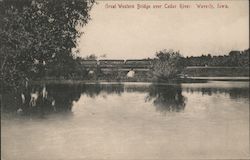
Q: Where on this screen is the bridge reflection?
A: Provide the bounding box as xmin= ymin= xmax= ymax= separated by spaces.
xmin=1 ymin=82 xmax=248 ymax=118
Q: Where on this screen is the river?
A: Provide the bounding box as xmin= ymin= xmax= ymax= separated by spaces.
xmin=1 ymin=81 xmax=249 ymax=160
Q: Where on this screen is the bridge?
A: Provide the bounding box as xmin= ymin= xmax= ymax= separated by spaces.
xmin=81 ymin=59 xmax=153 ymax=72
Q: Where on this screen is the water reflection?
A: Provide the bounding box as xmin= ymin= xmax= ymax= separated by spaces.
xmin=183 ymin=86 xmax=249 ymax=100
xmin=1 ymin=84 xmax=82 ymax=118
xmin=1 ymin=82 xmax=249 ymax=118
xmin=2 ymin=82 xmax=249 ymax=160
xmin=146 ymin=84 xmax=186 ymax=113
xmin=81 ymin=83 xmax=125 ymax=97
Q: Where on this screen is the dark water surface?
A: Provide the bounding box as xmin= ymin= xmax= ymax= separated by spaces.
xmin=1 ymin=81 xmax=249 ymax=159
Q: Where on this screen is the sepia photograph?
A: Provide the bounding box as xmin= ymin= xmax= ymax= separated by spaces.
xmin=0 ymin=0 xmax=249 ymax=159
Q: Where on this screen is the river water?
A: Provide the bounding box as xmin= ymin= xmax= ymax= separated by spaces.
xmin=1 ymin=81 xmax=249 ymax=160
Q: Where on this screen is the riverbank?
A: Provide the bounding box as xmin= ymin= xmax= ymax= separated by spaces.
xmin=183 ymin=67 xmax=249 ymax=77
xmin=31 ymin=76 xmax=249 ymax=85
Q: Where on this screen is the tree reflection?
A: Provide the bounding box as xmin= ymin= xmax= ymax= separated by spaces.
xmin=1 ymin=84 xmax=82 ymax=118
xmin=46 ymin=84 xmax=82 ymax=113
xmin=1 ymin=83 xmax=127 ymax=118
xmin=146 ymin=84 xmax=186 ymax=114
xmin=3 ymin=82 xmax=248 ymax=119
xmin=184 ymin=87 xmax=249 ymax=100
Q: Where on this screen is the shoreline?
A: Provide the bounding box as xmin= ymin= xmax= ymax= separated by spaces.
xmin=31 ymin=77 xmax=250 ymax=85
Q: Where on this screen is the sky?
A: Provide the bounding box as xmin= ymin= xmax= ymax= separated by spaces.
xmin=77 ymin=0 xmax=249 ymax=59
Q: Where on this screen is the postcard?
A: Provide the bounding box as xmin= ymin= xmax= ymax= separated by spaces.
xmin=1 ymin=0 xmax=249 ymax=159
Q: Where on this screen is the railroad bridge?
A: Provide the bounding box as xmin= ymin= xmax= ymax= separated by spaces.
xmin=80 ymin=59 xmax=153 ymax=79
xmin=81 ymin=59 xmax=153 ymax=72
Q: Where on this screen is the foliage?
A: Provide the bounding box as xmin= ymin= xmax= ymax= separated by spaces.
xmin=0 ymin=0 xmax=95 ymax=90
xmin=185 ymin=49 xmax=249 ymax=67
xmin=85 ymin=54 xmax=97 ymax=60
xmin=84 ymin=54 xmax=107 ymax=60
xmin=152 ymin=49 xmax=185 ymax=80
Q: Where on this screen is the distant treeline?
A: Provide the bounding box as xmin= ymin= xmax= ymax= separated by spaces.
xmin=184 ymin=49 xmax=249 ymax=67
xmin=80 ymin=49 xmax=250 ymax=68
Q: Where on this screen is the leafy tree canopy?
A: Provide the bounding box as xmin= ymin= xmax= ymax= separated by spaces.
xmin=152 ymin=49 xmax=185 ymax=81
xmin=0 ymin=0 xmax=95 ymax=89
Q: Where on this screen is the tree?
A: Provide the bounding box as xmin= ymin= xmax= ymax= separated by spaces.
xmin=152 ymin=49 xmax=185 ymax=81
xmin=183 ymin=49 xmax=249 ymax=67
xmin=85 ymin=54 xmax=97 ymax=60
xmin=0 ymin=0 xmax=95 ymax=90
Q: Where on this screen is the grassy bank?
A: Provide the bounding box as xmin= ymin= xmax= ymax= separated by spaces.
xmin=30 ymin=67 xmax=249 ymax=85
xmin=183 ymin=67 xmax=249 ymax=77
